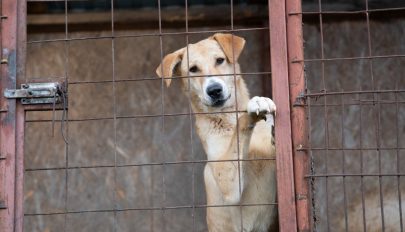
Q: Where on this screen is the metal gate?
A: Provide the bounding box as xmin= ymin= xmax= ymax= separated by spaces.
xmin=1 ymin=0 xmax=299 ymax=231
xmin=295 ymin=1 xmax=405 ymax=231
xmin=2 ymin=0 xmax=403 ymax=231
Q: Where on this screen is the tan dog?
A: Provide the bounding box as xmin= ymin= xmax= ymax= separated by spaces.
xmin=156 ymin=33 xmax=277 ymax=232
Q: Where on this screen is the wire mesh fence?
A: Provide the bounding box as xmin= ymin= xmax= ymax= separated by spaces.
xmin=297 ymin=1 xmax=405 ymax=231
xmin=1 ymin=0 xmax=403 ymax=231
xmin=22 ymin=1 xmax=279 ymax=231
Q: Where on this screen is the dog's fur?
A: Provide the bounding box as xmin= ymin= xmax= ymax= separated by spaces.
xmin=156 ymin=33 xmax=277 ymax=232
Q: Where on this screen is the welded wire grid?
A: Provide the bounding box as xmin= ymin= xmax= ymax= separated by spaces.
xmin=23 ymin=1 xmax=275 ymax=231
xmin=296 ymin=1 xmax=405 ymax=231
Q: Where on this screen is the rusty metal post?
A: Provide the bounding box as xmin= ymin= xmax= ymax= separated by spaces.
xmin=0 ymin=0 xmax=19 ymax=231
xmin=286 ymin=0 xmax=311 ymax=231
xmin=15 ymin=0 xmax=27 ymax=231
xmin=0 ymin=0 xmax=25 ymax=231
xmin=269 ymin=0 xmax=298 ymax=231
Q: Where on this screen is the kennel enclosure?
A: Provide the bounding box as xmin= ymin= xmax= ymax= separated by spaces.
xmin=1 ymin=0 xmax=404 ymax=231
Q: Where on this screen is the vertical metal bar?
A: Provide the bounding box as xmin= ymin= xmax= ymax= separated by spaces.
xmin=15 ymin=0 xmax=27 ymax=231
xmin=0 ymin=0 xmax=18 ymax=231
xmin=359 ymin=94 xmax=367 ymax=232
xmin=183 ymin=1 xmax=197 ymax=231
xmin=228 ymin=1 xmax=244 ymax=231
xmin=376 ymin=95 xmax=384 ymax=231
xmin=110 ymin=0 xmax=118 ymax=231
xmin=341 ymin=94 xmax=348 ymax=232
xmin=14 ymin=106 xmax=25 ymax=232
xmin=307 ymin=94 xmax=317 ymax=230
xmin=157 ymin=0 xmax=167 ymax=231
xmin=269 ymin=0 xmax=298 ymax=231
xmin=63 ymin=0 xmax=70 ymax=231
xmin=395 ymin=91 xmax=403 ymax=231
xmin=364 ymin=1 xmax=384 ymax=230
xmin=285 ymin=0 xmax=311 ymax=231
xmin=316 ymin=0 xmax=331 ymax=230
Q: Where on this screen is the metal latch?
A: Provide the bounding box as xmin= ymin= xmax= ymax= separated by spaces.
xmin=4 ymin=82 xmax=63 ymax=105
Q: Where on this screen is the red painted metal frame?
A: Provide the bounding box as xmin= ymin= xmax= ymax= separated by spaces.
xmin=0 ymin=0 xmax=18 ymax=231
xmin=15 ymin=0 xmax=27 ymax=231
xmin=269 ymin=0 xmax=299 ymax=231
xmin=286 ymin=0 xmax=311 ymax=231
xmin=0 ymin=0 xmax=25 ymax=231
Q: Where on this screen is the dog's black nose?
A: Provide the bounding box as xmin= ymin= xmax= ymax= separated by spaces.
xmin=206 ymin=84 xmax=223 ymax=99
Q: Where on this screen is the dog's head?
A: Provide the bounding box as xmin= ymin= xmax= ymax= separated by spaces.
xmin=156 ymin=33 xmax=245 ymax=111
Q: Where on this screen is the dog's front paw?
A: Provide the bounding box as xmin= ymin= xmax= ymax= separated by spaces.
xmin=247 ymin=96 xmax=276 ymax=120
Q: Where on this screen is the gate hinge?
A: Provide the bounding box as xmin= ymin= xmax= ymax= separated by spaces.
xmin=293 ymin=91 xmax=307 ymax=107
xmin=4 ymin=82 xmax=65 ymax=105
xmin=0 ymin=200 xmax=6 ymax=210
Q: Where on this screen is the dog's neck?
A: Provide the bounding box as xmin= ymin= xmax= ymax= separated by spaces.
xmin=191 ymin=77 xmax=250 ymax=159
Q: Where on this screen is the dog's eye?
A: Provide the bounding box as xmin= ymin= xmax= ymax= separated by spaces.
xmin=216 ymin=58 xmax=225 ymax=65
xmin=189 ymin=66 xmax=198 ymax=73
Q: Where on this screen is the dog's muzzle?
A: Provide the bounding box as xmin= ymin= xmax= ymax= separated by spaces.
xmin=205 ymin=83 xmax=230 ymax=107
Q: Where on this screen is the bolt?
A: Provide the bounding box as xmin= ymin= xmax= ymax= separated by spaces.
xmin=1 ymin=58 xmax=8 ymax=64
xmin=296 ymin=194 xmax=307 ymax=200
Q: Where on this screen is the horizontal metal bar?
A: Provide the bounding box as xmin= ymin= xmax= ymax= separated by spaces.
xmin=305 ymin=173 xmax=405 ymax=178
xmin=67 ymin=71 xmax=271 ymax=85
xmin=304 ymin=89 xmax=405 ymax=98
xmin=25 ymin=110 xmax=251 ymax=123
xmin=299 ymin=147 xmax=405 ymax=151
xmin=289 ymin=7 xmax=405 ymax=16
xmin=27 ymin=27 xmax=269 ymax=44
xmin=27 ymin=0 xmax=82 ymax=1
xmin=292 ymin=54 xmax=405 ymax=63
xmin=24 ymin=202 xmax=278 ymax=217
xmin=24 ymin=157 xmax=276 ymax=172
xmin=295 ymin=100 xmax=405 ymax=107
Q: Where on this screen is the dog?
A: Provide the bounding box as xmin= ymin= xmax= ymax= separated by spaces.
xmin=156 ymin=33 xmax=277 ymax=232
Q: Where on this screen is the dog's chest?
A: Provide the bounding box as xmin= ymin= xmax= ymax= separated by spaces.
xmin=204 ymin=134 xmax=233 ymax=160
xmin=196 ymin=116 xmax=235 ymax=160
xmin=209 ymin=117 xmax=234 ymax=133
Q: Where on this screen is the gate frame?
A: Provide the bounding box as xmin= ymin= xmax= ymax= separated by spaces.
xmin=285 ymin=0 xmax=311 ymax=231
xmin=269 ymin=0 xmax=310 ymax=231
xmin=0 ymin=0 xmax=26 ymax=231
xmin=268 ymin=0 xmax=298 ymax=231
xmin=0 ymin=0 xmax=310 ymax=231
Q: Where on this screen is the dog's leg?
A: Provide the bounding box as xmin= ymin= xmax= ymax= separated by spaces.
xmin=208 ymin=96 xmax=276 ymax=204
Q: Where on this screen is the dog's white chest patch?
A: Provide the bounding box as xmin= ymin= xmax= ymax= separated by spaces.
xmin=205 ymin=135 xmax=232 ymax=160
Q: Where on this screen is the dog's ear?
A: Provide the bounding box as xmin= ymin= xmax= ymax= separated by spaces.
xmin=156 ymin=48 xmax=184 ymax=87
xmin=212 ymin=33 xmax=245 ymax=63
